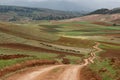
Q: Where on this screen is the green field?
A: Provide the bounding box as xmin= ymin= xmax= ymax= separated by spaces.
xmin=34 ymin=21 xmax=120 ymax=36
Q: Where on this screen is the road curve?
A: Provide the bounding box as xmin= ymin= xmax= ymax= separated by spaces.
xmin=4 ymin=65 xmax=63 ymax=80
xmin=3 ymin=42 xmax=102 ymax=80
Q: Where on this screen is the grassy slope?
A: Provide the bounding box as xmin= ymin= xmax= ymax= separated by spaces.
xmin=0 ymin=21 xmax=86 ymax=69
xmin=89 ymin=59 xmax=117 ymax=80
xmin=99 ymin=43 xmax=120 ymax=57
xmin=58 ymin=22 xmax=120 ymax=36
xmin=89 ymin=42 xmax=120 ymax=80
xmin=0 ymin=20 xmax=119 ymax=79
xmin=54 ymin=21 xmax=119 ymax=80
xmin=0 ymin=22 xmax=59 ymax=42
xmin=34 ymin=21 xmax=120 ymax=36
xmin=0 ymin=47 xmax=58 ymax=69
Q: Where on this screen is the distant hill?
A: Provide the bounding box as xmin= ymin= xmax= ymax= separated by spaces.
xmin=89 ymin=8 xmax=120 ymax=14
xmin=64 ymin=14 xmax=120 ymax=24
xmin=0 ymin=5 xmax=82 ymax=21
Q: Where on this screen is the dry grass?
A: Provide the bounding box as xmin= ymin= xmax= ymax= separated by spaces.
xmin=0 ymin=22 xmax=59 ymax=42
xmin=53 ymin=37 xmax=94 ymax=48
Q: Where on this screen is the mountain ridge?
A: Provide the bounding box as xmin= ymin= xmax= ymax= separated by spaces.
xmin=89 ymin=8 xmax=120 ymax=14
xmin=0 ymin=5 xmax=82 ymax=21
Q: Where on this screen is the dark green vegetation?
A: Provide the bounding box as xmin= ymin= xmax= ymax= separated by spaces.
xmin=0 ymin=5 xmax=82 ymax=21
xmin=89 ymin=8 xmax=120 ymax=14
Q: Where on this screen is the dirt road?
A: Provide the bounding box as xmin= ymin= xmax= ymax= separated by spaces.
xmin=58 ymin=65 xmax=83 ymax=80
xmin=3 ymin=42 xmax=102 ymax=80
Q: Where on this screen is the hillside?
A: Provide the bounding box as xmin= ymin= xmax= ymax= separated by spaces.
xmin=0 ymin=5 xmax=82 ymax=21
xmin=89 ymin=8 xmax=120 ymax=14
xmin=65 ymin=14 xmax=120 ymax=24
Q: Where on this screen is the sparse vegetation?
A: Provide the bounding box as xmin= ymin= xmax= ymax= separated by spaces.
xmin=89 ymin=59 xmax=118 ymax=80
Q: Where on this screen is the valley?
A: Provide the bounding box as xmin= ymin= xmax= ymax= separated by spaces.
xmin=0 ymin=5 xmax=120 ymax=80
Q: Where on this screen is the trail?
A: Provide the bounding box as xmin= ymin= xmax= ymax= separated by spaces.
xmin=58 ymin=42 xmax=102 ymax=80
xmin=88 ymin=42 xmax=102 ymax=64
xmin=4 ymin=42 xmax=102 ymax=80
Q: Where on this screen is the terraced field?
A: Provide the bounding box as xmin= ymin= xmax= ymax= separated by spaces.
xmin=0 ymin=20 xmax=120 ymax=80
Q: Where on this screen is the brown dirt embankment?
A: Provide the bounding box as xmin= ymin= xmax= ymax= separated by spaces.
xmin=0 ymin=54 xmax=30 ymax=60
xmin=0 ymin=60 xmax=57 ymax=77
xmin=100 ymin=49 xmax=120 ymax=58
xmin=99 ymin=42 xmax=120 ymax=58
xmin=92 ymin=21 xmax=112 ymax=26
xmin=80 ymin=42 xmax=103 ymax=80
xmin=80 ymin=67 xmax=102 ymax=80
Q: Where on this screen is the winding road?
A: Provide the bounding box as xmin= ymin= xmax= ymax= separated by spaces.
xmin=4 ymin=42 xmax=102 ymax=80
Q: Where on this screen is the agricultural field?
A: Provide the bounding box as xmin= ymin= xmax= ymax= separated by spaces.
xmin=0 ymin=19 xmax=120 ymax=80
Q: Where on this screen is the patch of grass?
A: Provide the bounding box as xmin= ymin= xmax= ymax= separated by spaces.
xmin=0 ymin=47 xmax=58 ymax=59
xmin=39 ymin=25 xmax=61 ymax=33
xmin=98 ymin=43 xmax=120 ymax=58
xmin=0 ymin=57 xmax=34 ymax=69
xmin=54 ymin=37 xmax=94 ymax=48
xmin=53 ymin=21 xmax=120 ymax=36
xmin=65 ymin=55 xmax=81 ymax=64
xmin=0 ymin=47 xmax=58 ymax=69
xmin=89 ymin=59 xmax=117 ymax=80
xmin=100 ymin=43 xmax=120 ymax=50
xmin=52 ymin=67 xmax=60 ymax=72
xmin=0 ymin=22 xmax=60 ymax=42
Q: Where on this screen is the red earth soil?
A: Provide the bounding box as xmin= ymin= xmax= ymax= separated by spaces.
xmin=100 ymin=49 xmax=120 ymax=58
xmin=99 ymin=42 xmax=120 ymax=58
xmin=110 ymin=57 xmax=120 ymax=79
xmin=103 ymin=34 xmax=120 ymax=37
xmin=92 ymin=21 xmax=112 ymax=26
xmin=112 ymin=19 xmax=120 ymax=24
xmin=99 ymin=41 xmax=120 ymax=46
xmin=80 ymin=67 xmax=102 ymax=80
xmin=0 ymin=54 xmax=30 ymax=60
xmin=0 ymin=60 xmax=57 ymax=77
xmin=0 ymin=43 xmax=83 ymax=57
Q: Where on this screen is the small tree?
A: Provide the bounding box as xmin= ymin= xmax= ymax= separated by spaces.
xmin=62 ymin=58 xmax=70 ymax=64
xmin=113 ymin=23 xmax=117 ymax=26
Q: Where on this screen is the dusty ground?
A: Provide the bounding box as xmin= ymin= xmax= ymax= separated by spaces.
xmin=4 ymin=65 xmax=87 ymax=80
xmin=4 ymin=65 xmax=82 ymax=80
